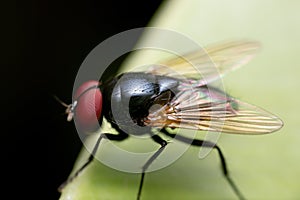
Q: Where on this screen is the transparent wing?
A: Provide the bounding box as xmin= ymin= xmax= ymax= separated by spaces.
xmin=145 ymin=86 xmax=283 ymax=134
xmin=148 ymin=40 xmax=260 ymax=84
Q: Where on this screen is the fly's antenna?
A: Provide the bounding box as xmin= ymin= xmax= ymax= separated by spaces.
xmin=53 ymin=95 xmax=74 ymax=121
xmin=53 ymin=95 xmax=69 ymax=108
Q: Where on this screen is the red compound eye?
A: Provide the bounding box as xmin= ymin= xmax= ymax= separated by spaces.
xmin=73 ymin=80 xmax=102 ymax=132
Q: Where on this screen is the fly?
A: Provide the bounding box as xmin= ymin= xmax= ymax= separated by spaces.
xmin=58 ymin=40 xmax=283 ymax=200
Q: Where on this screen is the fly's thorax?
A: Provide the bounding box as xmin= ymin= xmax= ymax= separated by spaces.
xmin=101 ymin=72 xmax=180 ymax=136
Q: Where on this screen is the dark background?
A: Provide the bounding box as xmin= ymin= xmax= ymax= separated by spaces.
xmin=3 ymin=1 xmax=162 ymax=199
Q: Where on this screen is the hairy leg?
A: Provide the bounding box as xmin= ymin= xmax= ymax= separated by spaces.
xmin=161 ymin=128 xmax=245 ymax=200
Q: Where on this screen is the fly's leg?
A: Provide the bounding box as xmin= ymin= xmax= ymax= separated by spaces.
xmin=161 ymin=128 xmax=245 ymax=200
xmin=137 ymin=134 xmax=168 ymax=200
xmin=58 ymin=131 xmax=128 ymax=192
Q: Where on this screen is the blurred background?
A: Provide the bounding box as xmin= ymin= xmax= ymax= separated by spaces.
xmin=4 ymin=0 xmax=300 ymax=199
